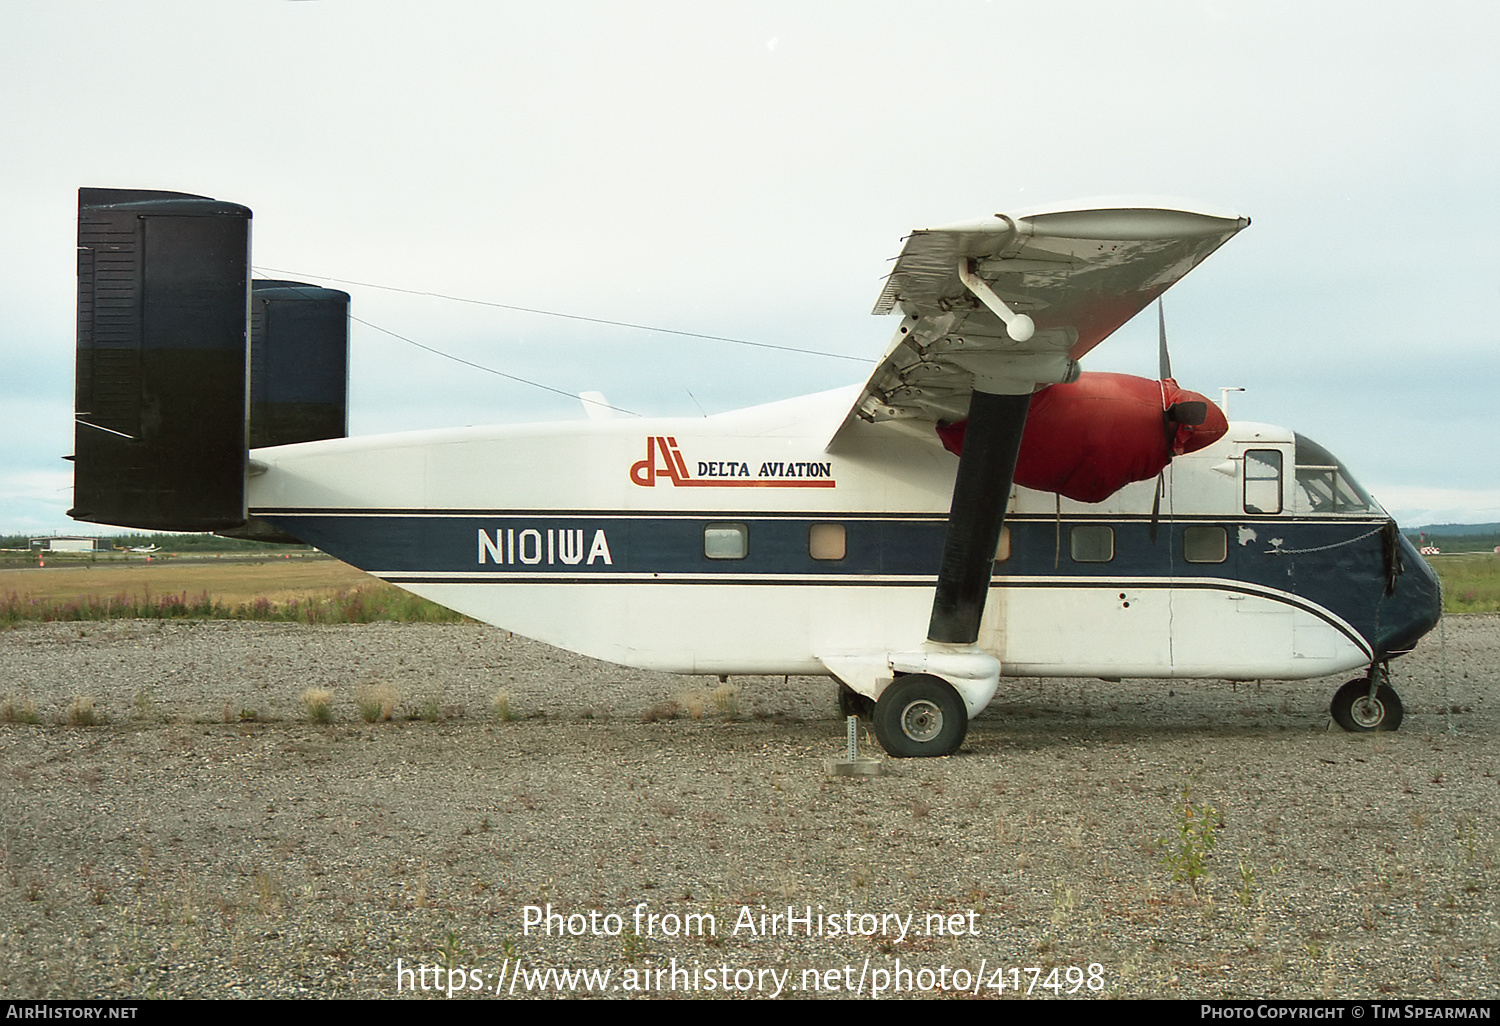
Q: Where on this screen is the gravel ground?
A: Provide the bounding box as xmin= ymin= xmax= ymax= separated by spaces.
xmin=0 ymin=616 xmax=1495 ymax=1000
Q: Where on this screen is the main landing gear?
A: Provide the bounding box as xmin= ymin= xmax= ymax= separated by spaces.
xmin=872 ymin=674 xmax=968 ymax=758
xmin=1330 ymin=668 xmax=1404 ymax=733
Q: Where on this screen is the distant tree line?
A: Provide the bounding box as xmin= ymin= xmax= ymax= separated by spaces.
xmin=0 ymin=532 xmax=312 ymax=553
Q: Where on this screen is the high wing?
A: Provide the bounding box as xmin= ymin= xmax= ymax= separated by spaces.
xmin=816 ymin=203 xmax=1250 ymax=755
xmin=833 ymin=202 xmax=1250 ymax=439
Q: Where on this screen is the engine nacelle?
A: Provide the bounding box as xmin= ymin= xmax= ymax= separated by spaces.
xmin=936 ymin=372 xmax=1227 ymax=503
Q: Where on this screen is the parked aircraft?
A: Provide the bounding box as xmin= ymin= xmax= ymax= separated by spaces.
xmin=69 ymin=189 xmax=1442 ymax=756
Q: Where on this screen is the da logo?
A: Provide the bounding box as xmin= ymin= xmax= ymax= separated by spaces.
xmin=630 ymin=436 xmax=691 ymax=487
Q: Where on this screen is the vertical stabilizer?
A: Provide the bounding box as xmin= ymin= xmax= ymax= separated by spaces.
xmin=72 ymin=188 xmax=252 ymax=531
xmin=249 ymin=281 xmax=350 ymax=448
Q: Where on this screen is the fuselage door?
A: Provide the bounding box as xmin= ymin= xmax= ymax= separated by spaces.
xmin=1166 ymin=437 xmax=1296 ymax=677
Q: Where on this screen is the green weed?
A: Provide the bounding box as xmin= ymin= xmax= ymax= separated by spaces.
xmin=1236 ymin=860 xmax=1257 ymax=906
xmin=437 ymin=931 xmax=470 ymax=971
xmin=1159 ymin=785 xmax=1222 ymax=894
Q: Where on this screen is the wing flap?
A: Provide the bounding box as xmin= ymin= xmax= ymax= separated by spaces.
xmin=837 ymin=203 xmax=1248 ymax=445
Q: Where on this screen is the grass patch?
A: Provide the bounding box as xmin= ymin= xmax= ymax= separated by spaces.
xmin=711 ymin=683 xmax=740 ymax=719
xmin=679 ymin=690 xmax=707 ymax=720
xmin=1 ymin=695 xmax=40 ymax=724
xmin=356 ymin=684 xmax=399 ymax=723
xmin=1428 ymin=554 xmax=1500 ymax=614
xmin=1 ymin=583 xmax=466 ymax=628
xmin=639 ymin=700 xmax=682 ymax=724
xmin=65 ymin=697 xmax=105 ymax=727
xmin=300 ymin=688 xmax=335 ymax=724
xmin=1 ymin=559 xmax=468 ymax=628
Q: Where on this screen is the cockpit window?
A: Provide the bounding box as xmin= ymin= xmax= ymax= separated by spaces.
xmin=1293 ymin=434 xmax=1381 ymax=514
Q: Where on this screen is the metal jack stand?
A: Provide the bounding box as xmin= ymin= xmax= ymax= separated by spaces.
xmin=825 ymin=715 xmax=886 ymax=777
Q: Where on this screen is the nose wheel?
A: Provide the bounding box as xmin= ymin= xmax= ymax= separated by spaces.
xmin=1330 ymin=676 xmax=1404 ymax=733
xmin=873 ymin=674 xmax=968 ymax=758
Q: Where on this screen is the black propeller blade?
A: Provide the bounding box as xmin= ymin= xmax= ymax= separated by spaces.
xmin=1158 ymin=298 xmax=1171 ymax=381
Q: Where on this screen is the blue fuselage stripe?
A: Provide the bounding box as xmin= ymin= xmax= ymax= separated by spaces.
xmin=255 ymin=508 xmax=1406 ymax=653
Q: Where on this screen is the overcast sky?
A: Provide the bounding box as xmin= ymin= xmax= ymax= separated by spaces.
xmin=3 ymin=0 xmax=1497 ymax=534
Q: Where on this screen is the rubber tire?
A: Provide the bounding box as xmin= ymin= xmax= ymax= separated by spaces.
xmin=873 ymin=674 xmax=968 ymax=758
xmin=1330 ymin=677 xmax=1404 ymax=733
xmin=836 ymin=683 xmax=874 ymax=721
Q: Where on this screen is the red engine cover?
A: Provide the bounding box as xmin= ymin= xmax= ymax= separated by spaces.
xmin=935 ymin=372 xmax=1228 ymax=503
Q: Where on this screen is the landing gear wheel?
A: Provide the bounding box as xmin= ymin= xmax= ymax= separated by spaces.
xmin=836 ymin=683 xmax=874 ymax=720
xmin=873 ymin=674 xmax=968 ymax=758
xmin=1330 ymin=677 xmax=1404 ymax=733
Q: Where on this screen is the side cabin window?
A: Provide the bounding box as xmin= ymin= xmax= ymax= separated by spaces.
xmin=1183 ymin=525 xmax=1227 ymax=563
xmin=808 ymin=523 xmax=846 ymax=560
xmin=704 ymin=523 xmax=748 ymax=560
xmin=1070 ymin=524 xmax=1114 ymax=563
xmin=1243 ymin=449 xmax=1283 ymax=515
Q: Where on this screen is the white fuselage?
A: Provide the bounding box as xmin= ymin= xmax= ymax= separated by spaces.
xmin=247 ymin=387 xmax=1405 ymax=696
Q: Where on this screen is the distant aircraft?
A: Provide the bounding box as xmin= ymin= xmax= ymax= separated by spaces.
xmin=68 ymin=189 xmax=1442 ymax=756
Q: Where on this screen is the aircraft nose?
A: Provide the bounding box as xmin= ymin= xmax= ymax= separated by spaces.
xmin=1374 ymin=531 xmax=1443 ymax=660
